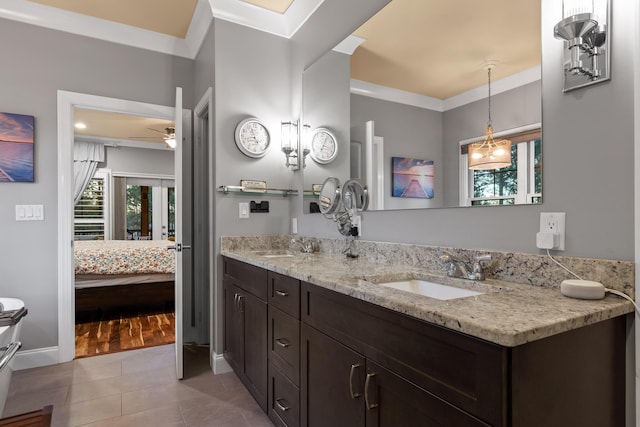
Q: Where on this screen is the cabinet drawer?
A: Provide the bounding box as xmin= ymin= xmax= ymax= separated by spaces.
xmin=301 ymin=282 xmax=506 ymax=427
xmin=223 ymin=257 xmax=268 ymax=300
xmin=269 ymin=364 xmax=300 ymax=427
xmin=269 ymin=271 xmax=300 ymax=318
xmin=269 ymin=306 xmax=300 ymax=385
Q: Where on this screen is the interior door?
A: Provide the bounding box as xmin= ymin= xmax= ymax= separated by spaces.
xmin=174 ymin=87 xmax=185 ymax=379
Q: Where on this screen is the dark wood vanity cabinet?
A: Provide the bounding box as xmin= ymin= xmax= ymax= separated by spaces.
xmin=223 ymin=258 xmax=626 ymax=427
xmin=301 ymin=282 xmax=502 ymax=427
xmin=223 ymin=258 xmax=268 ymax=411
xmin=300 ymin=281 xmax=626 ymax=427
xmin=268 ymin=271 xmax=302 ymax=427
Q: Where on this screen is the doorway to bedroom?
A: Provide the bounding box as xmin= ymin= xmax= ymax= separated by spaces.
xmin=72 ymin=109 xmax=179 ymax=358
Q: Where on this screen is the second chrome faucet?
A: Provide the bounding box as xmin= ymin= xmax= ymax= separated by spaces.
xmin=440 ymin=251 xmax=492 ymax=281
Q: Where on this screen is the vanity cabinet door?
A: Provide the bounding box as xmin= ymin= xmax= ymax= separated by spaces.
xmin=241 ymin=290 xmax=268 ymax=411
xmin=364 ymin=360 xmax=491 ymax=427
xmin=301 ymin=323 xmax=366 ymax=427
xmin=222 ymin=257 xmax=269 ymax=412
xmin=223 ymin=281 xmax=243 ymax=374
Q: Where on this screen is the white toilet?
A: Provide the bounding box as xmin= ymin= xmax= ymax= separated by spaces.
xmin=0 ymin=298 xmax=26 ymax=416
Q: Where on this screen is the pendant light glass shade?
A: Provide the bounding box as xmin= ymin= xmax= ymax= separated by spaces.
xmin=468 ymin=66 xmax=512 ymax=170
xmin=468 ymin=124 xmax=512 ymax=170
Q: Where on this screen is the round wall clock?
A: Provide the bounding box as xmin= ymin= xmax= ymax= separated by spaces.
xmin=234 ymin=117 xmax=271 ymax=158
xmin=310 ymin=128 xmax=338 ymax=164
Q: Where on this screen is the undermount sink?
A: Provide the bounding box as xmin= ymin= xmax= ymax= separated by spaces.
xmin=378 ymin=279 xmax=483 ymax=300
xmin=250 ymin=250 xmax=296 ymax=258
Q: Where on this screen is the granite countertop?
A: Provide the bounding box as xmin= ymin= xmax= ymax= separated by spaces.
xmin=221 ymin=249 xmax=634 ymax=347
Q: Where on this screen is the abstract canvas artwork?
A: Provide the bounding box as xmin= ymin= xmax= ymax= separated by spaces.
xmin=0 ymin=112 xmax=34 ymax=182
xmin=392 ymin=157 xmax=434 ymax=198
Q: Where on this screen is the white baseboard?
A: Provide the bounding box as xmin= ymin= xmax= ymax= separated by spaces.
xmin=211 ymin=350 xmax=232 ymax=374
xmin=12 ymin=347 xmax=60 ymax=371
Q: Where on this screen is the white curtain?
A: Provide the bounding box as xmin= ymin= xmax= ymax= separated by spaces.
xmin=73 ymin=142 xmax=105 ymax=205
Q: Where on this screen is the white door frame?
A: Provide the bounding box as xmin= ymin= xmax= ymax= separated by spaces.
xmin=57 ymin=90 xmax=176 ymax=363
xmin=633 ymin=0 xmax=640 ymax=422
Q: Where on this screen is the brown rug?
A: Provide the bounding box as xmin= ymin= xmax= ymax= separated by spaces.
xmin=75 ymin=311 xmax=175 ymax=358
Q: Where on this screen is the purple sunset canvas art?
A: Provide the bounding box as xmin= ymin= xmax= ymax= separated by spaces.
xmin=0 ymin=112 xmax=34 ymax=182
xmin=392 ymin=156 xmax=434 ymax=199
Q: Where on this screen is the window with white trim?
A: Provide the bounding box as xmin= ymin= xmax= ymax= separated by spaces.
xmin=74 ymin=170 xmax=110 ymax=240
xmin=459 ymin=126 xmax=541 ymax=206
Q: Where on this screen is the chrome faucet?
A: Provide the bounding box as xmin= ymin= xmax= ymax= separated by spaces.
xmin=440 ymin=251 xmax=492 ymax=281
xmin=291 ymin=238 xmax=315 ymax=254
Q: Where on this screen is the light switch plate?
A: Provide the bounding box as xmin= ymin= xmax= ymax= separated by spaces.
xmin=16 ymin=204 xmax=44 ymax=221
xmin=239 ymin=202 xmax=249 ymax=219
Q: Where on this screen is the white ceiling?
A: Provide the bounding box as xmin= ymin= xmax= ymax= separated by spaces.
xmin=74 ymin=109 xmax=174 ymax=149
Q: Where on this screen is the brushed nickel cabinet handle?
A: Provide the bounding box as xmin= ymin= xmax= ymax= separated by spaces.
xmin=349 ymin=363 xmax=361 ymax=399
xmin=365 ymin=372 xmax=378 ymax=410
xmin=275 ymin=290 xmax=289 ymax=297
xmin=234 ymin=293 xmax=239 ymax=311
xmin=275 ymin=398 xmax=290 ymax=412
xmin=275 ymin=338 xmax=290 ymax=348
xmin=238 ymin=295 xmax=245 ymax=313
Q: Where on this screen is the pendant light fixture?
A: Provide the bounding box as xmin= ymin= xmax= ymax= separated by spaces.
xmin=468 ymin=63 xmax=512 ymax=170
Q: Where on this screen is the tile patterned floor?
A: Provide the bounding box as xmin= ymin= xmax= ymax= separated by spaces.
xmin=3 ymin=344 xmax=274 ymax=427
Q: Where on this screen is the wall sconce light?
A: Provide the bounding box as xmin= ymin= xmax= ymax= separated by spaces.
xmin=553 ymin=0 xmax=610 ymax=92
xmin=281 ymin=121 xmax=310 ymax=170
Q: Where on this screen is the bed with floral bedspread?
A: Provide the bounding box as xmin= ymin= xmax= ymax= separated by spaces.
xmin=74 ymin=240 xmax=175 ymax=289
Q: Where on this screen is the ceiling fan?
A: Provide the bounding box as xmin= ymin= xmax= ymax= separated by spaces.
xmin=128 ymin=127 xmax=176 ymax=149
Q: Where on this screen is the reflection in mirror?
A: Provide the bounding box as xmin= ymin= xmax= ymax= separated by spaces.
xmin=319 ymin=176 xmax=341 ymax=215
xmin=318 ymin=177 xmax=369 ymax=236
xmin=302 ymin=0 xmax=541 ymax=212
xmin=342 ymin=179 xmax=368 ymax=212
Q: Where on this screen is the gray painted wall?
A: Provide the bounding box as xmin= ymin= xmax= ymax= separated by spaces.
xmin=296 ymin=0 xmax=636 ymax=262
xmin=0 ymin=18 xmax=193 ymax=351
xmin=350 ymin=94 xmax=444 ymax=210
xmin=350 ymin=81 xmax=541 ymax=211
xmin=103 ymin=146 xmax=175 ymax=176
xmin=442 ymin=81 xmax=541 ymax=207
xmin=209 ymin=20 xmax=295 ymax=352
xmin=303 ymin=51 xmax=351 ymax=210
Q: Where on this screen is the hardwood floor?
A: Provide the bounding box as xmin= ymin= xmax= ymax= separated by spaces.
xmin=75 ymin=311 xmax=175 ymax=358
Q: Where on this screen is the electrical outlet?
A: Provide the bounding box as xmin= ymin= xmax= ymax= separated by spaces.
xmin=538 ymin=212 xmax=565 ymax=250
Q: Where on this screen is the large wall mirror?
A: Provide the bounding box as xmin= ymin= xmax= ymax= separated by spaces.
xmin=302 ymin=0 xmax=542 ymax=213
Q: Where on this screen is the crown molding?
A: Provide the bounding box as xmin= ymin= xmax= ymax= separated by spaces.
xmin=443 ymin=65 xmax=541 ymax=111
xmin=332 ymin=35 xmax=366 ymax=55
xmin=351 ymin=65 xmax=542 ymax=112
xmin=0 ymin=0 xmax=325 ymax=57
xmin=208 ymin=0 xmax=324 ymax=39
xmin=0 ymin=0 xmax=212 ymax=59
xmin=350 ymin=79 xmax=444 ymax=111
